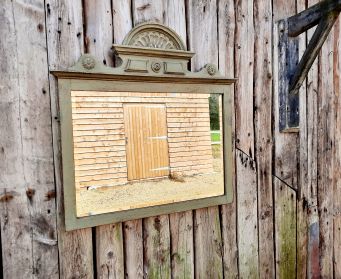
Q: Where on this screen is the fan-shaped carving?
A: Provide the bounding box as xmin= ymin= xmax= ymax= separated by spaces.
xmin=130 ymin=31 xmax=179 ymax=49
xmin=123 ymin=23 xmax=186 ymax=51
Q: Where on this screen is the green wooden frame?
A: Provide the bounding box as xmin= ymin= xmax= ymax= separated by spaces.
xmin=52 ymin=23 xmax=236 ymax=231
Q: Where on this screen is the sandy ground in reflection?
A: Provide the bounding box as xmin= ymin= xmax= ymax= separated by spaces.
xmin=76 ymin=157 xmax=224 ymax=217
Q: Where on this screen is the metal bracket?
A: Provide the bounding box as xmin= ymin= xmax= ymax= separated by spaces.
xmin=278 ymin=0 xmax=341 ymax=132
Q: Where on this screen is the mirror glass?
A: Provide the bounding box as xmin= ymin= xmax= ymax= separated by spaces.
xmin=71 ymin=91 xmax=225 ymax=217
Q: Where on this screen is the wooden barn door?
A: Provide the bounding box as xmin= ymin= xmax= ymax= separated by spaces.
xmin=124 ymin=103 xmax=169 ymax=181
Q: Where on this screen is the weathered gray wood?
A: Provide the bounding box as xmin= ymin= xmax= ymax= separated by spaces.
xmin=132 ymin=0 xmax=164 ymax=26
xmin=218 ymin=0 xmax=239 ymax=277
xmin=333 ymin=17 xmax=341 ymax=279
xmin=164 ymin=0 xmax=187 ymax=48
xmin=169 ymin=212 xmax=194 ymax=279
xmin=273 ymin=1 xmax=299 ymax=277
xmin=288 ymin=0 xmax=341 ymax=37
xmin=289 ymin=12 xmax=339 ymax=96
xmin=277 ymin=19 xmax=300 ymax=132
xmin=254 ymin=0 xmax=275 ymax=277
xmin=84 ymin=0 xmax=113 ymax=66
xmin=273 ymin=0 xmax=299 ymax=188
xmin=305 ymin=3 xmax=320 ymax=277
xmin=143 ymin=216 xmax=171 ymax=279
xmin=187 ymin=1 xmax=224 ymax=278
xmin=236 ymin=150 xmax=259 ymax=278
xmin=274 ymin=177 xmax=297 ymax=279
xmin=317 ymin=19 xmax=335 ymax=277
xmin=96 ymin=224 xmax=124 ymax=279
xmin=0 ymin=1 xmax=58 ymax=278
xmin=296 ymin=1 xmax=309 ymax=277
xmin=234 ymin=0 xmax=260 ymax=277
xmin=124 ymin=220 xmax=143 ymax=278
xmin=83 ymin=2 xmax=125 ymax=277
xmin=112 ymin=1 xmax=133 ymax=44
xmin=44 ymin=0 xmax=94 ymax=277
xmin=234 ymin=0 xmax=255 ymax=156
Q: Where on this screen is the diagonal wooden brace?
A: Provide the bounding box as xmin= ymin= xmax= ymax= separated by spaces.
xmin=278 ymin=0 xmax=341 ymax=132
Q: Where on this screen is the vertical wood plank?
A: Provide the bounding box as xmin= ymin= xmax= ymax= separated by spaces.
xmin=317 ymin=16 xmax=335 ymax=278
xmin=124 ymin=220 xmax=144 ymax=278
xmin=143 ymin=216 xmax=171 ymax=279
xmin=45 ymin=0 xmax=94 ymax=277
xmin=253 ymin=0 xmax=275 ymax=277
xmin=333 ymin=16 xmax=341 ymax=279
xmin=274 ymin=178 xmax=297 ymax=279
xmin=164 ymin=0 xmax=187 ymax=46
xmin=236 ymin=150 xmax=259 ymax=278
xmin=96 ymin=223 xmax=124 ymax=279
xmin=132 ymin=0 xmax=164 ymax=26
xmin=272 ymin=1 xmax=298 ymax=278
xmin=84 ymin=0 xmax=113 ymax=66
xmin=273 ymin=0 xmax=299 ymax=189
xmin=0 ymin=1 xmax=58 ymax=277
xmin=234 ymin=0 xmax=260 ymax=277
xmin=217 ymin=0 xmax=239 ymax=277
xmin=234 ymin=0 xmax=255 ymax=157
xmin=112 ymin=0 xmax=133 ymax=44
xmin=186 ymin=1 xmax=223 ymax=278
xmin=83 ymin=2 xmax=125 ymax=278
xmin=186 ymin=0 xmax=218 ymax=71
xmin=169 ymin=212 xmax=194 ymax=279
xmin=296 ymin=0 xmax=308 ymax=277
xmin=305 ymin=2 xmax=320 ymax=275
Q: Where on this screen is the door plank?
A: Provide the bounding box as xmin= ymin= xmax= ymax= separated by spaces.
xmin=124 ymin=104 xmax=169 ymax=181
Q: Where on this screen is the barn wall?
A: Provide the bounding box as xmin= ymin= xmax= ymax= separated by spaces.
xmin=0 ymin=0 xmax=341 ymax=278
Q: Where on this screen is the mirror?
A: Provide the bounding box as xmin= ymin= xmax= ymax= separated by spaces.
xmin=72 ymin=91 xmax=225 ymax=217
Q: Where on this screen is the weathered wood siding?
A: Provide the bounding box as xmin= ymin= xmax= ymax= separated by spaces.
xmin=0 ymin=0 xmax=341 ymax=278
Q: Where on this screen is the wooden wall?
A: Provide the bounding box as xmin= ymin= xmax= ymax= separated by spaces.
xmin=0 ymin=0 xmax=340 ymax=278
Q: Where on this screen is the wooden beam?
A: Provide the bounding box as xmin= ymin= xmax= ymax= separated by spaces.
xmin=288 ymin=0 xmax=341 ymax=37
xmin=289 ymin=12 xmax=339 ymax=95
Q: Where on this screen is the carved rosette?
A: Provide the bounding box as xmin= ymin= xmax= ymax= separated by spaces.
xmin=206 ymin=64 xmax=217 ymax=76
xmin=151 ymin=61 xmax=162 ymax=72
xmin=81 ymin=55 xmax=96 ymax=70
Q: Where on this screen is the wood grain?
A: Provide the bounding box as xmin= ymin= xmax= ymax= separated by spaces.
xmin=124 ymin=104 xmax=169 ymax=180
xmin=186 ymin=1 xmax=224 ymax=278
xmin=2 ymin=0 xmax=341 ymax=278
xmin=143 ymin=216 xmax=171 ymax=279
xmin=333 ymin=16 xmax=341 ymax=279
xmin=296 ymin=0 xmax=309 ymax=277
xmin=45 ymin=0 xmax=94 ymax=277
xmin=274 ymin=178 xmax=297 ymax=279
xmin=254 ymin=0 xmax=275 ymax=277
xmin=305 ymin=3 xmax=320 ymax=278
xmin=0 ymin=1 xmax=58 ymax=277
xmin=317 ymin=14 xmax=335 ymax=277
xmin=218 ymin=0 xmax=239 ymax=277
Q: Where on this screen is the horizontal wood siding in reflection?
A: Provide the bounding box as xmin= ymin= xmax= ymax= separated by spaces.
xmin=71 ymin=91 xmax=215 ymax=189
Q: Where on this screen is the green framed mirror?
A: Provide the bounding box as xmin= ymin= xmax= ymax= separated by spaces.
xmin=52 ymin=23 xmax=236 ymax=231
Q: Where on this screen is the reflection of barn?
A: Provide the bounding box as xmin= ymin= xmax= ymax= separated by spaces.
xmin=72 ymin=91 xmax=214 ymax=190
